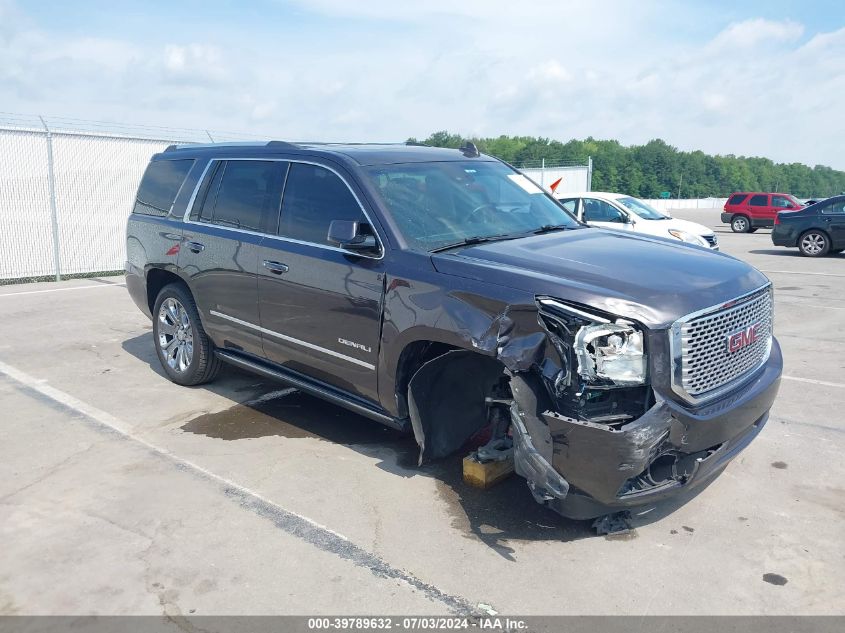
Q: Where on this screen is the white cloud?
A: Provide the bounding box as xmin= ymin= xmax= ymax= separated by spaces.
xmin=707 ymin=18 xmax=804 ymax=52
xmin=0 ymin=1 xmax=842 ymax=170
xmin=155 ymin=44 xmax=230 ymax=89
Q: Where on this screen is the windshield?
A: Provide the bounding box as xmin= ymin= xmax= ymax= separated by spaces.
xmin=363 ymin=161 xmax=581 ymax=251
xmin=616 ymin=196 xmax=670 ymax=220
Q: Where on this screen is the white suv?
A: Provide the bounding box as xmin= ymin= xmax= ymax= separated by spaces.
xmin=555 ymin=191 xmax=718 ymax=250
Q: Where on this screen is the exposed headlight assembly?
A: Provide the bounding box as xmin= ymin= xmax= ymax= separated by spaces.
xmin=574 ymin=322 xmax=646 ymax=386
xmin=537 ymin=298 xmax=648 ymax=386
xmin=668 ymin=229 xmax=708 ymax=248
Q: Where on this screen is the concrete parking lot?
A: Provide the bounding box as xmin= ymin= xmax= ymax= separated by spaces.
xmin=1 ymin=208 xmax=843 ymax=616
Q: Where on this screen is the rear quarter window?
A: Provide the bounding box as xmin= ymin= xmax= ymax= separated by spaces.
xmin=133 ymin=159 xmax=195 ymax=216
xmin=557 ymin=198 xmax=578 ymax=214
xmin=727 ymin=194 xmax=747 ymax=205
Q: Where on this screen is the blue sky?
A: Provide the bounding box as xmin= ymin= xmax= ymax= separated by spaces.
xmin=2 ymin=1 xmax=844 ymax=168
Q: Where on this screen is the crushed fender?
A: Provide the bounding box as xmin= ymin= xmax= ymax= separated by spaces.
xmin=408 ymin=350 xmax=503 ymax=463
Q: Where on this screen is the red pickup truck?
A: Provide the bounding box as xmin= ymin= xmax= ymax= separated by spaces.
xmin=721 ymin=192 xmax=803 ymax=233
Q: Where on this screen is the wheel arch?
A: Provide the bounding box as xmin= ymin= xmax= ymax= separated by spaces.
xmin=145 ymin=266 xmax=193 ymax=315
xmin=391 ymin=336 xmax=501 ymax=419
xmin=798 ymin=226 xmax=832 ymax=241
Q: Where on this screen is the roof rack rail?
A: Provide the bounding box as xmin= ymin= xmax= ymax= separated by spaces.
xmin=266 ymin=140 xmax=300 ymax=149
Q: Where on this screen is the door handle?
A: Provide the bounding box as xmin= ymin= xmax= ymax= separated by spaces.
xmin=186 ymin=241 xmax=205 ymax=253
xmin=263 ymin=260 xmax=289 ymax=274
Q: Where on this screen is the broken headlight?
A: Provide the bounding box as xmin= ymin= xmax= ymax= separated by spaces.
xmin=538 ymin=298 xmax=648 ymax=387
xmin=574 ymin=322 xmax=646 ymax=386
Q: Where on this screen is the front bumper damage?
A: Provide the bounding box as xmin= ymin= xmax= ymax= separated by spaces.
xmin=510 ymin=339 xmax=782 ymax=519
xmin=406 ymin=289 xmax=782 ymax=521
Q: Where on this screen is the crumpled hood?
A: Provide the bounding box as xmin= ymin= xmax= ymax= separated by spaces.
xmin=431 ymin=228 xmax=769 ymax=328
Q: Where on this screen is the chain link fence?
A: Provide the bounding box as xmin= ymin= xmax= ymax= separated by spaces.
xmin=516 ymin=158 xmax=593 ymax=192
xmin=0 ymin=113 xmax=277 ymax=283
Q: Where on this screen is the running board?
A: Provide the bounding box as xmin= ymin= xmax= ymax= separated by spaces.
xmin=215 ymin=349 xmax=410 ymax=433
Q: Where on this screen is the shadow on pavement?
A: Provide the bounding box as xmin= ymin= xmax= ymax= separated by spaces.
xmin=121 ymin=331 xmax=711 ymax=558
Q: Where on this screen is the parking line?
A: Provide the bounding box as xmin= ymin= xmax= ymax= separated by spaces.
xmin=761 ymin=270 xmax=845 ymax=278
xmin=782 ymin=375 xmax=845 ymax=389
xmin=0 ymin=282 xmax=126 ymax=297
xmin=0 ymin=359 xmax=476 ymax=615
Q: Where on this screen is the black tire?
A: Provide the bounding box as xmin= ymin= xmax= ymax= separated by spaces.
xmin=731 ymin=215 xmax=751 ymax=233
xmin=797 ymin=230 xmax=830 ymax=258
xmin=152 ymin=283 xmax=221 ymax=385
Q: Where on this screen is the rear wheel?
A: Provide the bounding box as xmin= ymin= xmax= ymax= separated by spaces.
xmin=798 ymin=230 xmax=830 ymax=257
xmin=731 ymin=215 xmax=750 ymax=233
xmin=152 ymin=283 xmax=221 ymax=385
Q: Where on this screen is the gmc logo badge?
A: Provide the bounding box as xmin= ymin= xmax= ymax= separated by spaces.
xmin=727 ymin=323 xmax=761 ymax=353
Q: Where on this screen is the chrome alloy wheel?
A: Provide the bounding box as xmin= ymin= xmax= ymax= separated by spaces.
xmin=157 ymin=297 xmax=194 ymax=372
xmin=800 ymin=232 xmax=825 ymax=256
xmin=732 ymin=216 xmax=748 ymax=232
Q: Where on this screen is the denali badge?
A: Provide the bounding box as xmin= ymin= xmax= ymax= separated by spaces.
xmin=338 ymin=338 xmax=372 ymax=353
xmin=727 ymin=323 xmax=760 ymax=354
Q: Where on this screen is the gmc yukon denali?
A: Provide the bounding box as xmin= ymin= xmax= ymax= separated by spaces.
xmin=125 ymin=141 xmax=782 ymax=521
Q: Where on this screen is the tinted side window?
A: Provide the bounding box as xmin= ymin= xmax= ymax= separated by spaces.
xmin=821 ymin=200 xmax=845 ymax=215
xmin=199 ymin=160 xmax=284 ymax=232
xmin=583 ymin=199 xmax=626 ymax=223
xmin=749 ymin=194 xmax=768 ymax=206
xmin=279 ymin=163 xmax=364 ymax=245
xmin=728 ymin=194 xmax=747 ymax=205
xmin=133 ymin=159 xmax=194 ymax=216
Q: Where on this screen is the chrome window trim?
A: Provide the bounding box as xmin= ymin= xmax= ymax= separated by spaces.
xmin=165 ymin=159 xmax=197 ymax=216
xmin=182 ymin=159 xmax=215 ymax=221
xmin=181 ymin=157 xmax=385 ymax=261
xmin=669 ymin=283 xmax=773 ymax=406
xmin=209 ymin=310 xmax=376 ymax=370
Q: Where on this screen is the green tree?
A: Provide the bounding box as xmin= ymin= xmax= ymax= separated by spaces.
xmin=414 ymin=132 xmax=845 ymax=197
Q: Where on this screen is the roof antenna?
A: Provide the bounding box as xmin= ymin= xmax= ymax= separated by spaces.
xmin=459 ymin=141 xmax=480 ymax=157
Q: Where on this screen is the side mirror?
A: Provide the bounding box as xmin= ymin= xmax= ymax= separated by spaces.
xmin=327 ymin=220 xmax=378 ymax=252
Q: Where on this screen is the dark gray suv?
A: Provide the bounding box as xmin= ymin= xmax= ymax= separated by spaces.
xmin=126 ymin=141 xmax=781 ymax=520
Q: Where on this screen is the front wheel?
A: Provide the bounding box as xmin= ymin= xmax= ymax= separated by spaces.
xmin=152 ymin=283 xmax=221 ymax=385
xmin=798 ymin=231 xmax=830 ymax=257
xmin=731 ymin=216 xmax=750 ymax=233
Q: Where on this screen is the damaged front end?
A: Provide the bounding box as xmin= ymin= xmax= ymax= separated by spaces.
xmin=510 ymin=296 xmax=781 ymax=519
xmin=407 ymin=293 xmax=781 ymax=520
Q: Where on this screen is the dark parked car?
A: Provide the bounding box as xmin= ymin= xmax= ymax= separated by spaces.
xmin=126 ymin=141 xmax=781 ymax=521
xmin=772 ymin=195 xmax=845 ymax=257
xmin=721 ymin=192 xmax=802 ymax=233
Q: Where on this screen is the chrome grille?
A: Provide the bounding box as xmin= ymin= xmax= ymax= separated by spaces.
xmin=703 ymin=234 xmax=718 ymax=248
xmin=671 ymin=286 xmax=773 ymax=403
